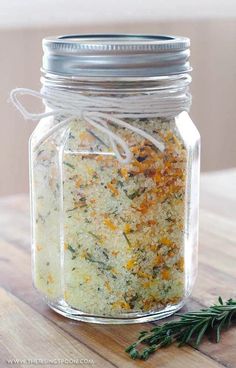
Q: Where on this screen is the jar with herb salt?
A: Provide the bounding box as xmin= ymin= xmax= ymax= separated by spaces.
xmin=11 ymin=34 xmax=200 ymax=323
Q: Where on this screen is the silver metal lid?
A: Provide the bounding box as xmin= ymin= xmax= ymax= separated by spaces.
xmin=42 ymin=34 xmax=191 ymax=78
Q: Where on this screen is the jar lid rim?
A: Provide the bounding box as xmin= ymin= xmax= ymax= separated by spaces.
xmin=43 ymin=34 xmax=190 ymax=52
xmin=42 ymin=33 xmax=191 ymax=78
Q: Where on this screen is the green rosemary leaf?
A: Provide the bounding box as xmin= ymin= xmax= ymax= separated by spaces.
xmin=88 ymin=231 xmax=102 ymax=242
xmin=211 ymin=316 xmax=217 ymax=328
xmin=86 ymin=129 xmax=109 ymax=148
xmin=66 ymin=207 xmax=78 ymax=212
xmin=126 ymin=190 xmax=140 ymax=200
xmin=85 ymin=252 xmax=112 ymax=271
xmin=215 ymin=314 xmax=228 ymax=343
xmin=67 ymin=244 xmax=76 ymax=253
xmin=140 ymin=348 xmax=152 ymax=360
xmin=125 ymin=343 xmax=137 ymax=353
xmin=179 ymin=322 xmax=202 ymax=346
xmin=63 ymin=161 xmax=75 ymax=169
xmin=226 ymin=310 xmax=236 ymax=328
xmin=129 ymin=348 xmax=139 ymax=360
xmin=216 ymin=323 xmax=221 ymax=343
xmin=125 ymin=297 xmax=236 ymax=361
xmin=139 ymin=331 xmax=149 ymax=337
xmin=195 ymin=323 xmax=209 ymax=346
xmin=123 ymin=232 xmax=131 ymax=246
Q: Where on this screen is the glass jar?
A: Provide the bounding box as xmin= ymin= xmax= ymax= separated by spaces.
xmin=15 ymin=35 xmax=200 ymax=323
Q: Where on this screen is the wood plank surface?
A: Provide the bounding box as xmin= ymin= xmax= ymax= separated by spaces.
xmin=0 ymin=169 xmax=235 ymax=367
xmin=0 ymin=288 xmax=111 ymax=368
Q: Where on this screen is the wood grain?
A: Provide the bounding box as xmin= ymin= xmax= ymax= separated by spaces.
xmin=0 ymin=288 xmax=111 ymax=368
xmin=0 ymin=169 xmax=235 ymax=367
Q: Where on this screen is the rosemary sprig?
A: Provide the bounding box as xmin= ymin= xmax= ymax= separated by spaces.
xmin=126 ymin=297 xmax=236 ymax=360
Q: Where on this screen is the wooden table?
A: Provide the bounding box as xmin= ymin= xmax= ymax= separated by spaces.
xmin=0 ymin=169 xmax=235 ymax=368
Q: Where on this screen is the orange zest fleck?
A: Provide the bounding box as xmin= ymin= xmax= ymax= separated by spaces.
xmin=84 ymin=275 xmax=91 ymax=283
xmin=147 ymin=219 xmax=157 ymax=226
xmin=135 ymin=195 xmax=156 ymax=214
xmin=137 ymin=270 xmax=152 ymax=279
xmin=47 ymin=273 xmax=54 ymax=284
xmin=104 ymin=281 xmax=112 ymax=291
xmin=107 ymin=182 xmax=119 ymax=196
xmin=75 ymin=177 xmax=83 ymax=188
xmin=120 ymin=167 xmax=129 ymax=179
xmin=159 ymin=237 xmax=172 ymax=246
xmin=112 ymin=250 xmax=119 ymax=256
xmin=149 ymin=243 xmax=158 ymax=252
xmin=103 ymin=218 xmax=117 ymax=231
xmin=143 ymin=296 xmax=156 ymax=311
xmin=111 ymin=268 xmax=118 ymax=275
xmin=142 ymin=280 xmax=154 ymax=288
xmin=124 ymin=223 xmax=131 ymax=234
xmin=177 ymin=257 xmax=184 ymax=272
xmin=112 ymin=300 xmax=131 ymax=310
xmin=136 ymin=223 xmax=143 ymax=231
xmin=79 ymin=131 xmax=96 ymax=144
xmin=81 ymin=249 xmax=88 ymax=259
xmin=153 ymin=255 xmax=164 ymax=266
xmin=125 ymin=258 xmax=137 ymax=270
xmin=161 ymin=269 xmax=171 ymax=280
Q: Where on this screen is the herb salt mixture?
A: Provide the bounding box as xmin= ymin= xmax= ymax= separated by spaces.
xmin=32 ymin=117 xmax=187 ymax=316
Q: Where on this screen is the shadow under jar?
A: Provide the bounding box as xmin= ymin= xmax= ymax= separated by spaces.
xmin=30 ymin=34 xmax=200 ymax=323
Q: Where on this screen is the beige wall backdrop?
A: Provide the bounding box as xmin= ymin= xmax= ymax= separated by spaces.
xmin=1 ymin=17 xmax=236 ymax=194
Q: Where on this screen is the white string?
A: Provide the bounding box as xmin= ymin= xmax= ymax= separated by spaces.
xmin=10 ymin=87 xmax=191 ymax=164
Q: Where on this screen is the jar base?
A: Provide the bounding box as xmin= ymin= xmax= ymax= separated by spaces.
xmin=47 ymin=299 xmax=185 ymax=324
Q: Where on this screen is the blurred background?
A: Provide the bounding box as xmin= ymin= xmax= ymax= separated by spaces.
xmin=1 ymin=0 xmax=236 ymax=195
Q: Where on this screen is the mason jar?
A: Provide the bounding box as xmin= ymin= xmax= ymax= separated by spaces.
xmin=12 ymin=34 xmax=200 ymax=323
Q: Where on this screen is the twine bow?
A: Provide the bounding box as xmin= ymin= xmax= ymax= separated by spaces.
xmin=10 ymin=87 xmax=190 ymax=164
